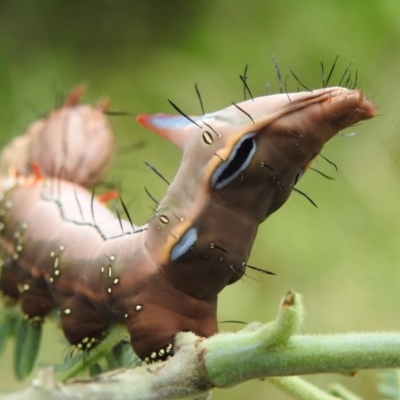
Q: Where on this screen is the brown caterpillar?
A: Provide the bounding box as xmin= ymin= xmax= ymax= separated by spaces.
xmin=0 ymin=81 xmax=376 ymax=363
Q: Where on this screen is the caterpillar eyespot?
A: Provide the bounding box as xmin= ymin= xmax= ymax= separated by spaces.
xmin=0 ymin=71 xmax=376 ymax=366
xmin=210 ymin=132 xmax=257 ymax=189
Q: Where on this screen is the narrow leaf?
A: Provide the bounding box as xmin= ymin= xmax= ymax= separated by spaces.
xmin=0 ymin=312 xmax=14 ymax=357
xmin=14 ymin=317 xmax=42 ymax=380
xmin=106 ymin=341 xmax=137 ymax=370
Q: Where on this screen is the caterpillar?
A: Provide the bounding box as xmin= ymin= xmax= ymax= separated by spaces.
xmin=0 ymin=74 xmax=376 ymax=365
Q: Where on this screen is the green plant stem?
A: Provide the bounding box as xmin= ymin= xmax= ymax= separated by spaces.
xmin=397 ymin=370 xmax=400 ymax=400
xmin=202 ymin=332 xmax=400 ymax=387
xmin=2 ymin=292 xmax=400 ymax=400
xmin=329 ymin=383 xmax=363 ymax=400
xmin=56 ymin=324 xmax=130 ymax=382
xmin=271 ymin=377 xmax=340 ymax=400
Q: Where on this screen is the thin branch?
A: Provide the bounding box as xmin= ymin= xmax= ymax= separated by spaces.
xmin=270 ymin=377 xmax=340 ymax=400
xmin=2 ymin=292 xmax=400 ymax=400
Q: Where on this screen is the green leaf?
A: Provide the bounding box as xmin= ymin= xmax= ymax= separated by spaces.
xmin=379 ymin=370 xmax=400 ymax=399
xmin=56 ymin=324 xmax=131 ymax=382
xmin=89 ymin=362 xmax=103 ymax=377
xmin=0 ymin=311 xmax=15 ymax=357
xmin=14 ymin=317 xmax=42 ymax=380
xmin=106 ymin=341 xmax=137 ymax=370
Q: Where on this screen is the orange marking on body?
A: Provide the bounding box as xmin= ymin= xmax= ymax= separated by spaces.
xmin=64 ymin=85 xmax=85 ymax=107
xmin=31 ymin=162 xmax=43 ymax=180
xmin=98 ymin=190 xmax=119 ymax=204
xmin=9 ymin=167 xmax=20 ymax=178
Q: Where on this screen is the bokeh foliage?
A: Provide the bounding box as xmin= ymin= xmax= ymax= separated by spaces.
xmin=1 ymin=1 xmax=400 ymax=399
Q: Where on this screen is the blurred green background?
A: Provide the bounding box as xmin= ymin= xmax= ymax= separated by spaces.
xmin=1 ymin=0 xmax=400 ymax=399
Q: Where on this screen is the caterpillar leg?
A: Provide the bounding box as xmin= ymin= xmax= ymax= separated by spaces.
xmin=19 ymin=276 xmax=56 ymax=319
xmin=59 ymin=296 xmax=109 ymax=351
xmin=0 ymin=259 xmax=55 ymax=320
xmin=0 ymin=259 xmax=21 ymax=302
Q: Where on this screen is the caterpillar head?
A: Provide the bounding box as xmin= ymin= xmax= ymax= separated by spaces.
xmin=138 ymin=87 xmax=376 ymax=224
xmin=136 ymin=87 xmax=376 ymax=301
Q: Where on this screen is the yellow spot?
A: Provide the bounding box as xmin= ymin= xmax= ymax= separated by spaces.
xmin=160 ymin=215 xmax=169 ymax=224
xmin=202 ymin=131 xmax=214 ymax=145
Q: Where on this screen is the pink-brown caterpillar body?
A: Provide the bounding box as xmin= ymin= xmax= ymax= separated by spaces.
xmin=0 ymin=84 xmax=376 ymax=362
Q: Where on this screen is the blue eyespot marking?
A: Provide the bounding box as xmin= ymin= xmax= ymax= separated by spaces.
xmin=170 ymin=227 xmax=198 ymax=261
xmin=211 ymin=133 xmax=256 ymax=189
